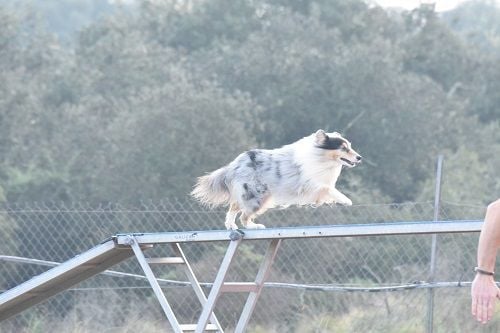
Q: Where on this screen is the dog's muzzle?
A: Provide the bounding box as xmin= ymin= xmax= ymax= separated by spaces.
xmin=340 ymin=156 xmax=362 ymax=167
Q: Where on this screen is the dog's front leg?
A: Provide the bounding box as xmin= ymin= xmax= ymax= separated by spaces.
xmin=225 ymin=203 xmax=240 ymax=230
xmin=329 ymin=188 xmax=352 ymax=206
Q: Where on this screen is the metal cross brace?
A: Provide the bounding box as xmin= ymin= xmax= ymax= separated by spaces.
xmin=127 ymin=236 xmax=223 ymax=332
xmin=195 ymin=237 xmax=281 ymax=333
xmin=126 ymin=232 xmax=281 ymax=333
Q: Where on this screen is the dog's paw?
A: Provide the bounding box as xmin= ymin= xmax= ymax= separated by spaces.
xmin=337 ymin=198 xmax=352 ymax=206
xmin=245 ymin=222 xmax=266 ymax=229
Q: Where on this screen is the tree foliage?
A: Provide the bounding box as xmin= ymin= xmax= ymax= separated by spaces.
xmin=0 ymin=0 xmax=499 ymax=205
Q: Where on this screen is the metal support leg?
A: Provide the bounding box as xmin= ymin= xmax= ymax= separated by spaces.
xmin=173 ymin=243 xmax=224 ymax=332
xmin=128 ymin=237 xmax=183 ymax=333
xmin=195 ymin=239 xmax=241 ymax=333
xmin=234 ymin=239 xmax=281 ymax=333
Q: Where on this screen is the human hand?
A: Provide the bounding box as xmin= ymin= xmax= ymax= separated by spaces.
xmin=471 ymin=274 xmax=500 ymax=324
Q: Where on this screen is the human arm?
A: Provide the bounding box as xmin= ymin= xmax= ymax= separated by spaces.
xmin=471 ymin=199 xmax=500 ymax=324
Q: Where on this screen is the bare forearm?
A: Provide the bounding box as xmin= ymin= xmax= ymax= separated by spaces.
xmin=471 ymin=199 xmax=500 ymax=324
xmin=477 ymin=199 xmax=500 ymax=271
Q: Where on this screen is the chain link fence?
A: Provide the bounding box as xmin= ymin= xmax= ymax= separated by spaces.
xmin=0 ymin=199 xmax=497 ymax=332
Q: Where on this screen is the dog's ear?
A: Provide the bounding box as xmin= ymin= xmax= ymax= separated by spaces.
xmin=315 ymin=129 xmax=328 ymax=144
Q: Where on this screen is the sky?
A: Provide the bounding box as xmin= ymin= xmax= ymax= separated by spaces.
xmin=374 ymin=0 xmax=474 ymax=11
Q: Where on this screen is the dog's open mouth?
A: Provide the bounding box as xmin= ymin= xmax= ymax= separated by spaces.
xmin=340 ymin=158 xmax=357 ymax=167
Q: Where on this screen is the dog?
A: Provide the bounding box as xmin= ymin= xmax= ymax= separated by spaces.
xmin=191 ymin=129 xmax=362 ymax=230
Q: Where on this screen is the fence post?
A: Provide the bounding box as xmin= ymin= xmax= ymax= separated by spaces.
xmin=427 ymin=155 xmax=443 ymax=333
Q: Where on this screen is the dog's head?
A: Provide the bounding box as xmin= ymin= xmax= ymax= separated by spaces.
xmin=313 ymin=129 xmax=362 ymax=168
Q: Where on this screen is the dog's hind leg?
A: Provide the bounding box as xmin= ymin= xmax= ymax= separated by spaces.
xmin=240 ymin=212 xmax=266 ymax=229
xmin=224 ymin=203 xmax=240 ymax=230
xmin=239 ymin=182 xmax=271 ymax=229
xmin=240 ymin=202 xmax=270 ymax=229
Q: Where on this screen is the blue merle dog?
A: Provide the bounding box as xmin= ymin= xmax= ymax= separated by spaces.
xmin=191 ymin=129 xmax=362 ymax=230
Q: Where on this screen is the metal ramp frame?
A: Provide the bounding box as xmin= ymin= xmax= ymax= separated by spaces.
xmin=0 ymin=220 xmax=482 ymax=332
xmin=0 ymin=238 xmax=146 ymax=321
xmin=126 ymin=237 xmax=225 ymax=332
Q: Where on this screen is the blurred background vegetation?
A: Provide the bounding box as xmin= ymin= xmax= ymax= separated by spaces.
xmin=0 ymin=0 xmax=499 ymax=205
xmin=1 ymin=2 xmax=499 ymax=331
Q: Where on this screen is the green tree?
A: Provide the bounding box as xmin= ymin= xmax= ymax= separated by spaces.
xmin=81 ymin=71 xmax=259 ymax=202
xmin=443 ymin=0 xmax=500 ymax=53
xmin=194 ymin=5 xmax=471 ymax=201
xmin=402 ymin=5 xmax=476 ymax=91
xmin=48 ymin=9 xmax=259 ymax=202
xmin=0 ymin=7 xmax=75 ymax=201
xmin=0 ymin=0 xmax=499 ymax=205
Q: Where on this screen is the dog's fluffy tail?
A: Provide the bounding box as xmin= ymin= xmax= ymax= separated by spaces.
xmin=191 ymin=167 xmax=231 ymax=207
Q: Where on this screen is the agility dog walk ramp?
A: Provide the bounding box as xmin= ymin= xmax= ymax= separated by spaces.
xmin=0 ymin=220 xmax=483 ymax=332
xmin=0 ymin=239 xmax=140 ymax=321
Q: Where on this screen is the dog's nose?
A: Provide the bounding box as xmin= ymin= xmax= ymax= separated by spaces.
xmin=356 ymin=155 xmax=362 ymax=161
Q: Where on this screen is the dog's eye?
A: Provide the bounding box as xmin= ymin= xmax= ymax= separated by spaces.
xmin=341 ymin=146 xmax=349 ymax=152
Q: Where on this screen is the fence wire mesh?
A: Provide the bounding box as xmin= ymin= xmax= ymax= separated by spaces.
xmin=0 ymin=199 xmax=497 ymax=332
